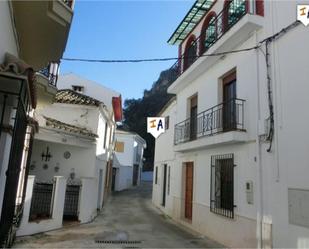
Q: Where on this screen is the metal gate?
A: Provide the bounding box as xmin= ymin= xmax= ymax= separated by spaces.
xmin=0 ymin=76 xmax=31 ymax=247
xmin=63 ymin=184 xmax=81 ymax=220
xmin=29 ymin=182 xmax=54 ymax=221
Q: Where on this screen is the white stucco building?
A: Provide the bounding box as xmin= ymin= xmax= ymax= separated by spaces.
xmin=0 ymin=1 xmax=74 ymax=246
xmin=17 ymin=89 xmax=116 ymax=236
xmin=152 ymin=0 xmax=309 ymax=248
xmin=57 ymin=73 xmax=123 ymax=120
xmin=112 ymin=129 xmax=146 ymax=191
xmin=152 ymin=97 xmax=176 ymax=216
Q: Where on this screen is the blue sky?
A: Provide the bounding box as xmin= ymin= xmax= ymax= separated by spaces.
xmin=61 ymin=0 xmax=193 ymax=101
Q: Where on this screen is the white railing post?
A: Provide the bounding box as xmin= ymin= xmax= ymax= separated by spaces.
xmin=51 ymin=176 xmax=66 ymax=223
xmin=17 ymin=175 xmax=35 ymax=232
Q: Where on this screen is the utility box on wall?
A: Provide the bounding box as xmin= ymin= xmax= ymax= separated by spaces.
xmin=246 ymin=181 xmax=254 ymax=204
xmin=288 ymin=188 xmax=309 ymax=228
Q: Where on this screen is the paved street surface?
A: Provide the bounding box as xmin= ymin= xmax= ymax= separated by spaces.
xmin=14 ymin=182 xmax=223 ymax=248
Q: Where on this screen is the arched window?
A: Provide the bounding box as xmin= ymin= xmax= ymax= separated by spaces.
xmin=200 ymin=11 xmax=217 ymax=54
xmin=223 ymin=0 xmax=247 ymax=32
xmin=184 ymin=35 xmax=197 ymax=70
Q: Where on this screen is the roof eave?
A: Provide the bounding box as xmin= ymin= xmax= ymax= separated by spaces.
xmin=167 ymin=0 xmax=216 ymax=45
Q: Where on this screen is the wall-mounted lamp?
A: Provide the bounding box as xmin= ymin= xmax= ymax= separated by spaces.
xmin=41 ymin=146 xmax=52 ymax=162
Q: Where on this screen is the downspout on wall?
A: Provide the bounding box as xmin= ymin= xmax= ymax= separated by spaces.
xmin=254 ymin=29 xmax=264 ymax=249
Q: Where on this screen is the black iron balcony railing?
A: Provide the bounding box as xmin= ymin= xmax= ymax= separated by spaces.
xmin=62 ymin=0 xmax=73 ymax=8
xmin=170 ymin=0 xmax=247 ymax=81
xmin=174 ymin=98 xmax=245 ymax=145
xmin=38 ymin=62 xmax=59 ymax=87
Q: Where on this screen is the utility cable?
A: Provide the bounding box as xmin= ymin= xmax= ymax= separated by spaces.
xmin=262 ymin=20 xmax=300 ymax=152
xmin=61 ymin=20 xmax=301 ymax=154
xmin=62 ymin=21 xmax=300 ymax=65
xmin=62 ymin=46 xmax=260 ymax=64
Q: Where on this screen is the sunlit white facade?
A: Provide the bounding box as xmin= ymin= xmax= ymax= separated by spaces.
xmin=153 ymin=0 xmax=309 ymax=247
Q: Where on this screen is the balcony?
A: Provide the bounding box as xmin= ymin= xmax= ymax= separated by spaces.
xmin=38 ymin=63 xmax=59 ymax=87
xmin=11 ymin=1 xmax=74 ymax=70
xmin=168 ymin=0 xmax=263 ymax=94
xmin=62 ymin=0 xmax=74 ymax=8
xmin=36 ymin=63 xmax=59 ymax=107
xmin=174 ymin=98 xmax=247 ymax=151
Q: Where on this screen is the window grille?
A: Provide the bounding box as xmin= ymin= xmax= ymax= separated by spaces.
xmin=210 ymin=153 xmax=235 ymax=218
xmin=29 ymin=182 xmax=54 ymax=221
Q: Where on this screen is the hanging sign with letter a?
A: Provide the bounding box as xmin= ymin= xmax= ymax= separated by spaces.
xmin=297 ymin=5 xmax=309 ymax=26
xmin=147 ymin=117 xmax=165 ymax=138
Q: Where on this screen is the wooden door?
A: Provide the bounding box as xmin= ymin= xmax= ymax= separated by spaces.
xmin=185 ymin=162 xmax=194 ymax=220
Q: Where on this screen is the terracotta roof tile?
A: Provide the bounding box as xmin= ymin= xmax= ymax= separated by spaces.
xmin=44 ymin=116 xmax=98 ymax=138
xmin=55 ymin=89 xmax=101 ymax=106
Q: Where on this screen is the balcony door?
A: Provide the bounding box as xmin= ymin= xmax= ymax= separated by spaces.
xmin=223 ymin=72 xmax=236 ymax=130
xmin=190 ymin=95 xmax=198 ymax=140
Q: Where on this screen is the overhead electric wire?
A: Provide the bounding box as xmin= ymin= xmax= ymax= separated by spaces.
xmin=62 ymin=20 xmax=300 ymax=65
xmin=62 ymin=46 xmax=261 ymax=64
xmin=60 ymin=20 xmax=301 ymax=155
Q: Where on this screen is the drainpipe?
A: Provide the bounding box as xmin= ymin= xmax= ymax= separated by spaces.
xmin=254 ymin=30 xmax=264 ymax=249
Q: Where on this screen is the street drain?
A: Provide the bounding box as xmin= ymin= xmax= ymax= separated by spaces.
xmin=95 ymin=240 xmax=141 ymax=244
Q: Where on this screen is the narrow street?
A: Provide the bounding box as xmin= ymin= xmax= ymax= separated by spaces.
xmin=14 ymin=183 xmax=222 ymax=248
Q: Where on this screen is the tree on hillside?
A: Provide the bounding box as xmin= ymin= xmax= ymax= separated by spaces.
xmin=122 ymin=67 xmax=177 ymax=170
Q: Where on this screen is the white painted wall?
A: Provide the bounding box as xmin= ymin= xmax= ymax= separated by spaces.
xmin=153 ymin=100 xmax=177 ymax=218
xmin=257 ymin=1 xmax=309 ymax=247
xmin=17 ymin=176 xmax=66 ymax=237
xmin=78 ymin=177 xmax=98 ymax=223
xmin=155 ymin=1 xmax=262 ymax=247
xmin=26 ymin=92 xmax=116 ymax=232
xmin=156 ymin=0 xmax=309 ymax=247
xmin=36 ymin=102 xmax=115 ymax=158
xmin=114 ymin=166 xmax=133 ymax=191
xmin=114 ymin=134 xmax=135 ymax=167
xmin=154 ymin=100 xmax=177 ymax=163
xmin=113 ymin=131 xmax=146 ymax=191
xmin=57 ymin=73 xmax=120 ymax=110
xmin=36 ymin=103 xmax=100 ymax=133
xmin=29 ymin=139 xmax=97 ymax=182
xmin=161 ymin=42 xmax=259 ymax=247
